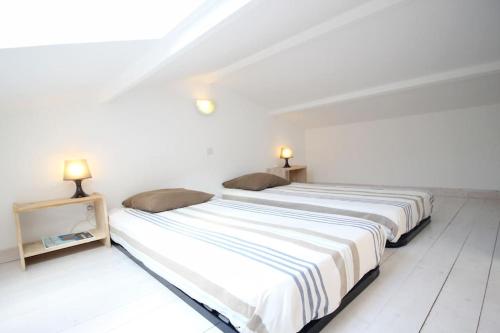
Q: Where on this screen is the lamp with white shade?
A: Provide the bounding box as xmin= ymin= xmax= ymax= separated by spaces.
xmin=63 ymin=159 xmax=92 ymax=198
xmin=280 ymin=147 xmax=293 ymax=168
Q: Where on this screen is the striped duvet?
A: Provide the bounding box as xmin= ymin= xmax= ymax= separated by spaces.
xmin=110 ymin=199 xmax=385 ymax=333
xmin=222 ymin=183 xmax=433 ymax=243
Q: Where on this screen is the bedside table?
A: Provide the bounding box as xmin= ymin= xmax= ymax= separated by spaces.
xmin=267 ymin=165 xmax=307 ymax=183
xmin=13 ymin=193 xmax=110 ymax=270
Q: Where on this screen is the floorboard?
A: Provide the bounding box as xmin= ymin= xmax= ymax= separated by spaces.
xmin=0 ymin=244 xmax=215 ymax=333
xmin=477 ymin=209 xmax=500 ymax=333
xmin=323 ymin=196 xmax=466 ymax=333
xmin=361 ymin=198 xmax=484 ymax=333
xmin=421 ymin=200 xmax=500 ymax=333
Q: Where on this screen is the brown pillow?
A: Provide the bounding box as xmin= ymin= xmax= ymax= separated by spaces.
xmin=122 ymin=188 xmax=214 ymax=213
xmin=222 ymin=172 xmax=290 ymax=191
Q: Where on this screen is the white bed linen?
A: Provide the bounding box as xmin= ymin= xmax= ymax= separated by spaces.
xmin=110 ymin=199 xmax=384 ymax=333
xmin=222 ymin=183 xmax=433 ymax=243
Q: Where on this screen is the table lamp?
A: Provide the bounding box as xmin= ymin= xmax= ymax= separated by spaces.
xmin=280 ymin=147 xmax=293 ymax=168
xmin=63 ymin=159 xmax=92 ymax=198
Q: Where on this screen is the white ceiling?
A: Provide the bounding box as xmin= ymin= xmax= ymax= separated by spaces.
xmin=145 ymin=0 xmax=370 ymax=84
xmin=210 ymin=0 xmax=500 ymax=110
xmin=1 ymin=0 xmax=499 ymax=126
xmin=273 ymin=71 xmax=500 ymax=128
xmin=0 ymin=40 xmax=155 ymax=107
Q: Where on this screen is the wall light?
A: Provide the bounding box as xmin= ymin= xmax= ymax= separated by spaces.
xmin=196 ymin=99 xmax=216 ymax=115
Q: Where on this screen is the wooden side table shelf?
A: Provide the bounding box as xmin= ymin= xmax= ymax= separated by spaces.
xmin=13 ymin=193 xmax=110 ymax=270
xmin=267 ymin=165 xmax=307 ymax=183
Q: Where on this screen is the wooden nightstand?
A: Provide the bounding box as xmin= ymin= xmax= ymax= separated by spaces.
xmin=267 ymin=165 xmax=307 ymax=183
xmin=13 ymin=193 xmax=110 ymax=270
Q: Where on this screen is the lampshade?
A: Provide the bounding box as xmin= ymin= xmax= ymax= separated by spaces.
xmin=280 ymin=147 xmax=293 ymax=159
xmin=63 ymin=159 xmax=92 ymax=181
xmin=196 ymin=99 xmax=216 ymax=115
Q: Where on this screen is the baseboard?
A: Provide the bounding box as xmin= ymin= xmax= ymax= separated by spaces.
xmin=0 ymin=247 xmax=19 ymax=264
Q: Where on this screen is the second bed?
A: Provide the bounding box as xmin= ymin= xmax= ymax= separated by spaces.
xmin=222 ymin=182 xmax=433 ymax=247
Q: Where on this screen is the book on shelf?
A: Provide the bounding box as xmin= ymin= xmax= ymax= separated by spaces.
xmin=42 ymin=231 xmax=94 ymax=249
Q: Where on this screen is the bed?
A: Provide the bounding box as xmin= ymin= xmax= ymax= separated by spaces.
xmin=222 ymin=183 xmax=433 ymax=247
xmin=110 ymin=198 xmax=385 ymax=333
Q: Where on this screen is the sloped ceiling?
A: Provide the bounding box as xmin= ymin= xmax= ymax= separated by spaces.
xmin=213 ymin=0 xmax=500 ymax=111
xmin=273 ymin=71 xmax=500 ymax=128
xmin=1 ymin=0 xmax=499 ymax=126
xmin=0 ymin=40 xmax=156 ymax=107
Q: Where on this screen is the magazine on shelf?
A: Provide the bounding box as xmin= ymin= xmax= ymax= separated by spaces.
xmin=42 ymin=231 xmax=94 ymax=249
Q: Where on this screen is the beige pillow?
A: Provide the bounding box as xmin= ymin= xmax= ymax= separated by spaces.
xmin=222 ymin=172 xmax=290 ymax=191
xmin=122 ymin=188 xmax=214 ymax=213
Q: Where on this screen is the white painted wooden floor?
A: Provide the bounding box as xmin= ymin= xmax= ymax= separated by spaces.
xmin=1 ymin=197 xmax=499 ymax=333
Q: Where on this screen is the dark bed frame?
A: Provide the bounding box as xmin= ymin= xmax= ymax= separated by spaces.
xmin=113 ymin=241 xmax=380 ymax=333
xmin=385 ymin=216 xmax=431 ymax=248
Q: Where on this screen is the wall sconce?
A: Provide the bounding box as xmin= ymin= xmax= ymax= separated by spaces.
xmin=196 ymin=99 xmax=216 ymax=115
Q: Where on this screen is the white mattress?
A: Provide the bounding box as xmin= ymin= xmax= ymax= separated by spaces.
xmin=110 ymin=198 xmax=385 ymax=333
xmin=222 ymin=183 xmax=434 ymax=243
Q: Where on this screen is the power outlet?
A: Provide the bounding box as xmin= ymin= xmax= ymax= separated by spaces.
xmin=85 ymin=204 xmax=95 ymax=223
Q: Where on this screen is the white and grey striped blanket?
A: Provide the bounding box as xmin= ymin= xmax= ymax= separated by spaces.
xmin=110 ymin=199 xmax=385 ymax=333
xmin=222 ymin=183 xmax=434 ymax=243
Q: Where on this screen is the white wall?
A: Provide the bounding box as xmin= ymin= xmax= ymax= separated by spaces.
xmin=305 ymin=104 xmax=500 ymax=191
xmin=0 ymin=84 xmax=301 ymax=255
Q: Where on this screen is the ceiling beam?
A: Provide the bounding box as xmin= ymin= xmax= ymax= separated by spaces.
xmin=199 ymin=0 xmax=408 ymax=84
xmin=99 ymin=0 xmax=255 ymax=103
xmin=269 ymin=61 xmax=500 ymax=115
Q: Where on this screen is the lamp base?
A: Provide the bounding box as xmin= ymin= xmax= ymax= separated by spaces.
xmin=71 ymin=179 xmax=89 ymax=198
xmin=283 ymin=158 xmax=291 ymax=168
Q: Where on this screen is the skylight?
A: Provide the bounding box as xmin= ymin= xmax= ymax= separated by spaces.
xmin=0 ymin=0 xmax=205 ymax=49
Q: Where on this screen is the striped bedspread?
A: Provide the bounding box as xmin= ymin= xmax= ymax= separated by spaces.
xmin=222 ymin=183 xmax=434 ymax=243
xmin=110 ymin=199 xmax=385 ymax=333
